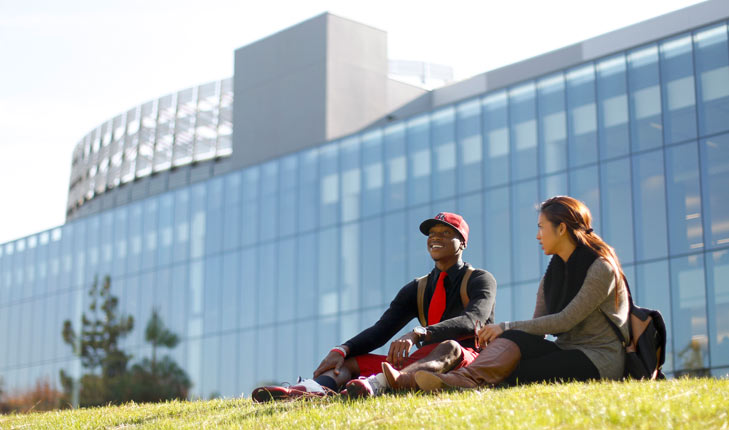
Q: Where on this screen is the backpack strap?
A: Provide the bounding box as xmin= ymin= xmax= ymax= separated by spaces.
xmin=416 ymin=275 xmax=428 ymax=326
xmin=460 ymin=266 xmax=475 ymax=309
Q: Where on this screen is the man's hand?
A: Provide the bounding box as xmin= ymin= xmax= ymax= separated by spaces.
xmin=387 ymin=332 xmax=419 ymax=368
xmin=477 ymin=323 xmax=504 ymax=346
xmin=313 ymin=349 xmax=346 ymax=378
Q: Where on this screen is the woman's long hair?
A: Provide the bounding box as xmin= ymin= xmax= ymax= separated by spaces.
xmin=540 ymin=196 xmax=626 ymax=295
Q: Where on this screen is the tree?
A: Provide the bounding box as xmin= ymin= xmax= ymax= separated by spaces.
xmin=144 ymin=308 xmax=179 ymax=376
xmin=60 ymin=275 xmax=134 ymax=407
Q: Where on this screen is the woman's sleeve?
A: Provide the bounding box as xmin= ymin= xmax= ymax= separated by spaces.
xmin=532 ymin=278 xmax=547 ymax=319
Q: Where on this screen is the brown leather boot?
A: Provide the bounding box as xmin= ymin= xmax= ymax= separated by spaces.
xmin=381 ymin=362 xmax=417 ymax=390
xmin=415 ymin=338 xmax=522 ymax=392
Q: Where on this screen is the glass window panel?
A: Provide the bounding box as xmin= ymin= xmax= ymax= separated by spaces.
xmin=241 ymin=167 xmax=260 ymax=246
xmin=126 ymin=203 xmax=143 ymax=275
xmin=203 ymin=255 xmax=221 ymax=335
xmin=458 ymin=192 xmax=484 ymax=268
xmin=514 ymin=281 xmax=539 ymax=322
xmin=569 ymin=165 xmax=601 ymax=231
xmin=318 ymin=227 xmax=339 ymax=316
xmin=200 ymin=336 xmax=220 ymax=398
xmin=482 ymin=91 xmax=510 ymax=187
xmin=319 ymin=144 xmax=339 ymax=227
xmin=485 ymin=187 xmax=512 ymax=284
xmin=173 ymin=88 xmax=196 ymax=166
xmin=636 ymin=260 xmax=674 ymax=372
xmin=566 ymin=64 xmax=598 ymax=167
xmin=260 ymin=161 xmax=279 ymax=242
xmin=628 ymin=45 xmax=664 ymax=151
xmin=361 ymin=218 xmax=384 ymax=308
xmin=432 ymin=107 xmax=457 ymax=200
xmin=141 ymin=198 xmax=158 ymax=271
xmin=384 ymin=211 xmax=407 ymax=299
xmin=317 ymin=316 xmax=339 ymax=366
xmin=194 ymin=82 xmax=218 ymax=163
xmin=205 ymin=178 xmax=224 ymax=255
xmin=278 ymin=156 xmax=298 ymax=237
xmin=457 ymin=99 xmax=483 ymax=193
xmin=136 ymin=101 xmax=156 ymax=178
xmin=190 ymin=184 xmax=206 ymax=260
xmin=277 ymin=237 xmax=296 ymax=322
xmin=239 ymin=247 xmax=258 ymax=328
xmin=384 ymin=123 xmax=407 ymax=211
xmin=220 ymin=251 xmax=239 ymax=332
xmin=173 ymin=188 xmax=190 ymax=263
xmin=216 ymin=78 xmax=233 ymax=157
xmin=509 ymin=83 xmax=538 ymax=181
xmin=340 ymin=223 xmax=360 ymax=312
xmin=632 ymin=150 xmax=668 ymax=261
xmin=187 ymin=261 xmax=204 ymax=340
xmin=538 ymin=74 xmax=567 ymax=174
xmin=660 ymin=34 xmax=698 ymax=144
xmin=362 ymin=129 xmax=384 ymax=216
xmin=223 ymin=173 xmax=242 ymax=251
xmin=157 ymin=193 xmax=174 ymax=266
xmin=275 ymin=323 xmax=297 ymax=385
xmin=671 ymin=254 xmax=709 ymax=373
xmin=408 ymin=205 xmax=433 ymax=277
xmin=407 ymin=115 xmax=431 ymax=206
xmin=600 ymin=158 xmax=635 ymax=264
xmin=298 ymin=149 xmax=319 ymax=232
xmin=238 ymin=330 xmax=256 ymax=394
xmin=597 ymin=54 xmax=631 ymax=159
xmin=258 ymin=243 xmax=277 ymax=325
xmin=294 ymin=320 xmax=318 ymax=380
xmin=297 ymin=232 xmax=318 ymax=319
xmin=513 ymin=180 xmax=540 ymax=282
xmin=154 ymin=94 xmax=175 ymax=172
xmin=340 ymin=136 xmax=361 ymax=223
xmin=694 ymin=23 xmax=729 ymax=136
xmin=707 ymin=249 xmax=729 ymax=368
xmin=121 ymin=107 xmax=139 ymax=184
xmin=219 ymin=332 xmax=238 ymax=398
xmin=170 ymin=264 xmax=188 ymax=339
xmin=665 ymin=142 xmax=704 ymax=254
xmin=700 ymin=134 xmax=729 ymax=248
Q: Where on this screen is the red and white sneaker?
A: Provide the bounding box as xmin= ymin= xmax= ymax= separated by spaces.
xmin=251 ymin=378 xmax=328 ymax=403
xmin=344 ymin=375 xmax=388 ymax=399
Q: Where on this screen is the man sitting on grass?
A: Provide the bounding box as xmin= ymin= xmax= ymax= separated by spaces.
xmin=251 ymin=212 xmax=497 ymax=401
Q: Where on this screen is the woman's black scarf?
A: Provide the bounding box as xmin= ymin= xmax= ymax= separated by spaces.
xmin=543 ymin=244 xmax=598 ymax=315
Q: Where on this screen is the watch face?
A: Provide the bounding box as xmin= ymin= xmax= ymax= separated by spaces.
xmin=414 ymin=326 xmax=427 ymax=335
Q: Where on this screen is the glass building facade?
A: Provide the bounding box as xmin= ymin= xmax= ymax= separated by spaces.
xmin=2 ymin=13 xmax=729 ymax=399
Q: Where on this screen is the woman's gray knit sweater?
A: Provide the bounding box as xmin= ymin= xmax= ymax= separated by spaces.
xmin=500 ymin=257 xmax=630 ymax=379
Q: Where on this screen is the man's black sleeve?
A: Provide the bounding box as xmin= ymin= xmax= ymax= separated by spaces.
xmin=341 ymin=280 xmax=419 ymax=357
xmin=425 ymin=269 xmax=497 ymax=345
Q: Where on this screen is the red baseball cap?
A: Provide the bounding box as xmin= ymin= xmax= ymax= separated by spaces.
xmin=419 ymin=212 xmax=469 ymax=246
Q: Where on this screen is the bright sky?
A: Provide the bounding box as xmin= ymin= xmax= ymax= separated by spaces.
xmin=0 ymin=0 xmax=705 ymax=244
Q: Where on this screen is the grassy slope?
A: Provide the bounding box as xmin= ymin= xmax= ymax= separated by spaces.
xmin=1 ymin=378 xmax=727 ymax=430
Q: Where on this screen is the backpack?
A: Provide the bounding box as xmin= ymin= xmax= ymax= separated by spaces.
xmin=415 ymin=266 xmax=474 ymax=326
xmin=602 ymin=279 xmax=667 ymax=380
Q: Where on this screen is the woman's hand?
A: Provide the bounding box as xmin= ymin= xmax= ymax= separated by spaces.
xmin=478 ymin=323 xmax=504 ymax=346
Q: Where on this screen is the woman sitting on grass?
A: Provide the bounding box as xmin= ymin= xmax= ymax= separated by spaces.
xmin=410 ymin=196 xmax=630 ymax=390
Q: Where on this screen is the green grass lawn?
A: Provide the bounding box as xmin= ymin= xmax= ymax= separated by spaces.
xmin=1 ymin=378 xmax=727 ymax=429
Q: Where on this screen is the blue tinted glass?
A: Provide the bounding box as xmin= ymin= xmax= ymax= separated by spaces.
xmin=660 ymin=34 xmax=698 ymax=144
xmin=190 ymin=184 xmax=206 ymax=260
xmin=276 ymin=322 xmax=297 ymax=382
xmin=482 ymin=91 xmax=510 ymax=187
xmin=205 ymin=178 xmax=223 ymax=256
xmin=298 ymin=150 xmax=318 ymax=233
xmin=238 ymin=330 xmax=256 ymax=395
xmin=636 ymin=260 xmax=674 ymax=372
xmin=628 ymin=45 xmax=664 ymax=151
xmin=127 ymin=203 xmax=143 ymax=275
xmin=361 ymin=217 xmax=384 ymax=308
xmin=384 ymin=211 xmax=407 ymax=299
xmin=220 ymin=251 xmax=239 ymax=332
xmin=597 ymin=55 xmax=630 ymax=159
xmin=407 ymin=115 xmax=431 ymax=206
xmin=218 ymin=332 xmax=238 ymax=397
xmin=665 ymin=142 xmax=704 ymax=255
xmin=408 ymin=205 xmax=433 ymax=277
xmin=294 ymin=320 xmax=318 ymax=379
xmin=187 ymin=260 xmax=204 ymax=340
xmin=569 ymin=165 xmax=601 ymax=231
xmin=432 ymin=107 xmax=457 ymax=200
xmin=458 ymin=192 xmax=484 ymax=268
xmin=670 ymin=254 xmax=709 ymax=372
xmin=222 ymin=173 xmax=242 ymax=251
xmin=384 ymin=123 xmax=407 ymax=211
xmin=157 ymin=193 xmax=174 ymax=265
xmin=457 ymin=99 xmax=483 ymax=193
xmin=258 ymin=243 xmax=277 ymax=325
xmin=541 ymin=173 xmax=568 ymax=201
xmin=319 ymin=144 xmax=339 ymax=227
xmin=239 ymin=247 xmax=258 ymax=328
xmin=632 ymin=150 xmax=668 ymax=261
xmin=485 ymin=186 xmax=512 ymax=284
xmin=694 ymin=23 xmax=729 ymax=136
xmin=707 ymin=249 xmax=729 ymax=367
xmin=203 ymin=255 xmax=221 ymax=334
xmin=514 ymin=281 xmax=538 ymax=321
xmin=277 ymin=237 xmax=296 ymax=321
xmin=256 ymin=326 xmax=275 ymax=390
xmin=566 ymin=64 xmax=598 ymax=167
xmin=362 ymin=129 xmax=384 ymax=216
xmin=279 ymin=155 xmax=298 ymax=237
xmin=340 ymin=136 xmax=361 ymax=223
xmin=318 ymin=227 xmax=339 ymax=316
xmin=700 ymin=134 xmax=729 ymax=248
xmin=513 ymin=180 xmax=539 ymax=282
xmin=340 ymin=223 xmax=360 ymax=312
xmin=173 ymin=189 xmax=190 ymax=263
xmin=600 ymin=158 xmax=635 ymax=263
xmin=509 ymin=83 xmax=538 ymax=181
xmin=260 ymin=161 xmax=279 ymax=241
xmin=296 ymin=232 xmax=317 ymax=319
xmin=170 ymin=264 xmax=188 ymax=338
xmin=241 ymin=167 xmax=260 ymax=246
xmin=538 ymin=74 xmax=567 ymax=174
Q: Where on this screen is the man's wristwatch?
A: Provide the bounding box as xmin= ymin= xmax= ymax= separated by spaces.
xmin=413 ymin=326 xmax=427 ymax=346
